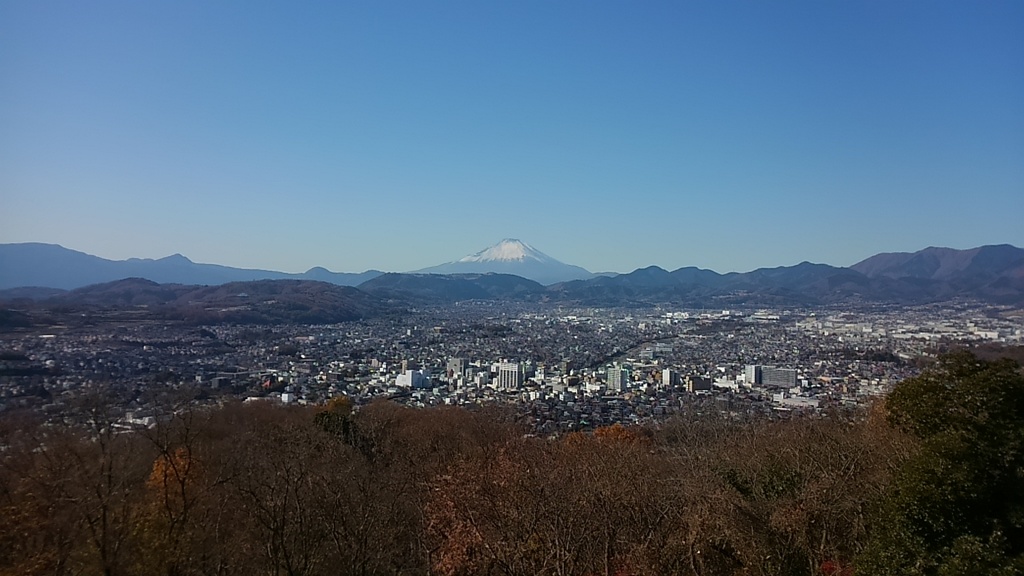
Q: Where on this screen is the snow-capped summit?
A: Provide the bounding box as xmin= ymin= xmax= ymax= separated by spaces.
xmin=457 ymin=239 xmax=553 ymax=264
xmin=416 ymin=239 xmax=594 ymax=285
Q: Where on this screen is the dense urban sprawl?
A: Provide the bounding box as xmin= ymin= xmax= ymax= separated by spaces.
xmin=2 ymin=301 xmax=1022 ymax=431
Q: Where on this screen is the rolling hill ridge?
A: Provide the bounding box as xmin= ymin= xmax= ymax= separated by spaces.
xmin=2 ymin=242 xmax=1023 ymax=310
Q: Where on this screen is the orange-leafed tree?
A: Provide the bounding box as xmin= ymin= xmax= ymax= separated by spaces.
xmin=592 ymin=423 xmax=653 ymax=446
xmin=426 ymin=439 xmax=593 ymax=576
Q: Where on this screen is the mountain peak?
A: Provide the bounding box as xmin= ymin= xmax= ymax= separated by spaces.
xmin=159 ymin=253 xmax=193 ymax=264
xmin=415 ymin=239 xmax=593 ymax=285
xmin=852 ymin=244 xmax=1024 ymax=281
xmin=457 ymin=239 xmax=553 ymax=264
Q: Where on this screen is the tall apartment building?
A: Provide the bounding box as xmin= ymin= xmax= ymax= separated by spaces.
xmin=447 ymin=357 xmax=468 ymax=380
xmin=744 ymin=365 xmax=797 ymax=387
xmin=744 ymin=364 xmax=762 ymax=385
xmin=761 ymin=366 xmax=797 ymax=387
xmin=607 ymin=363 xmax=631 ymax=392
xmin=396 ymin=369 xmax=431 ymax=389
xmin=662 ymin=368 xmax=679 ymax=388
xmin=496 ymin=362 xmax=525 ymax=390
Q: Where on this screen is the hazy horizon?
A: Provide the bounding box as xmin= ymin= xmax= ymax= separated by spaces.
xmin=5 ymin=238 xmax=1023 ymax=277
xmin=3 ymin=2 xmax=1022 ymax=274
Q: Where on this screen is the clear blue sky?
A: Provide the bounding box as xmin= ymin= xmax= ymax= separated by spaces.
xmin=2 ymin=1 xmax=1022 ymax=274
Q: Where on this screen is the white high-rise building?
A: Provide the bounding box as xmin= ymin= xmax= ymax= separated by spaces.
xmin=762 ymin=366 xmax=797 ymax=387
xmin=447 ymin=357 xmax=468 ymax=381
xmin=496 ymin=362 xmax=525 ymax=390
xmin=744 ymin=365 xmax=796 ymax=387
xmin=662 ymin=368 xmax=678 ymax=388
xmin=607 ymin=364 xmax=631 ymax=392
xmin=396 ymin=369 xmax=431 ymax=389
xmin=744 ymin=365 xmax=762 ymax=385
xmin=474 ymin=371 xmax=490 ymax=387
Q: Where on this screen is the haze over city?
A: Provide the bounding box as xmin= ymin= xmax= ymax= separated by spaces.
xmin=2 ymin=1 xmax=1022 ymax=274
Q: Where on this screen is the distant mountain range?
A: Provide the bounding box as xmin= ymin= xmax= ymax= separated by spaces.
xmin=0 ymin=239 xmax=587 ymax=290
xmin=366 ymin=244 xmax=1024 ymax=307
xmin=851 ymin=245 xmax=1024 ymax=282
xmin=0 ymin=243 xmax=382 ymax=290
xmin=541 ymin=244 xmax=1024 ymax=307
xmin=2 ymin=242 xmax=1024 ymax=314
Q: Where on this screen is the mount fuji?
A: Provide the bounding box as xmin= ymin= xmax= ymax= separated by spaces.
xmin=415 ymin=239 xmax=594 ymax=285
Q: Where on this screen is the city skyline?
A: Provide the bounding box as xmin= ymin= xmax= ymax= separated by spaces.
xmin=3 ymin=1 xmax=1022 ymax=274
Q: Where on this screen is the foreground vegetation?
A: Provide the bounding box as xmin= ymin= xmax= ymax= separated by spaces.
xmin=1 ymin=351 xmax=1021 ymax=576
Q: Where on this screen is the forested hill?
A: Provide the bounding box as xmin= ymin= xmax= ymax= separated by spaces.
xmin=0 ymin=278 xmax=389 ymax=325
xmin=2 ymin=351 xmax=1022 ymax=575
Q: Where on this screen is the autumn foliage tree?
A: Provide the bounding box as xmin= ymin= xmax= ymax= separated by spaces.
xmin=5 ymin=367 xmax=1001 ymax=576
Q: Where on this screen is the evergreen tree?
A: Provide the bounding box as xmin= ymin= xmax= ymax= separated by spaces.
xmin=858 ymin=351 xmax=1024 ymax=575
